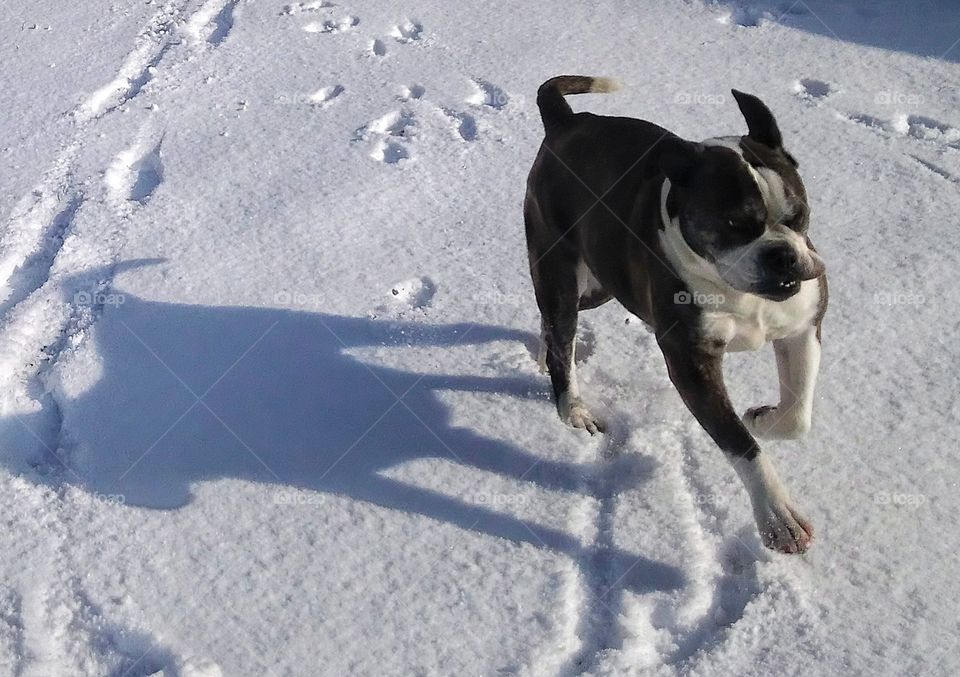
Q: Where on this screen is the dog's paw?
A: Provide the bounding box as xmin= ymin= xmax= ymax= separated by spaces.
xmin=558 ymin=393 xmax=604 ymax=435
xmin=743 ymin=405 xmax=810 ymax=440
xmin=753 ymin=498 xmax=814 ymax=554
xmin=736 ymin=453 xmax=813 ymax=554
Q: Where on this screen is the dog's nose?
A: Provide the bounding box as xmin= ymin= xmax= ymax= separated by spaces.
xmin=761 ymin=244 xmax=798 ymax=274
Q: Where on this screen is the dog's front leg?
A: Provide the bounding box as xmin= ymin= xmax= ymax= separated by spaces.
xmin=743 ymin=325 xmax=820 ymax=440
xmin=659 ymin=336 xmax=813 ymax=553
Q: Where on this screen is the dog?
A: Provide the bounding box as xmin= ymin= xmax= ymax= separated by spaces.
xmin=524 ymin=76 xmax=827 ymax=554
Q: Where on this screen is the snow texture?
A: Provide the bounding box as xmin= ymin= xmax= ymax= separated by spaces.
xmin=0 ymin=0 xmax=958 ymax=674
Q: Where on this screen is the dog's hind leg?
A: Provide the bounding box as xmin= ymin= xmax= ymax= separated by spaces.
xmin=576 ymin=259 xmax=613 ymax=311
xmin=525 ymin=217 xmax=603 ymax=434
xmin=537 ymin=316 xmax=548 ymax=374
xmin=536 ymin=266 xmax=608 ymax=375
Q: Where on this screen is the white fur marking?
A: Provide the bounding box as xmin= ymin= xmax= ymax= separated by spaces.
xmin=575 ymin=259 xmax=604 ymax=298
xmin=735 ymin=453 xmax=790 ymax=509
xmin=733 ymin=453 xmax=812 ymax=552
xmin=567 ymin=338 xmax=579 ymax=397
xmin=754 ymin=166 xmax=791 ymax=220
xmin=558 ymin=391 xmax=602 ymax=433
xmin=745 ymin=325 xmax=820 ymax=439
xmin=701 ymin=136 xmax=743 ymax=152
xmin=589 ymin=77 xmax=622 ymax=94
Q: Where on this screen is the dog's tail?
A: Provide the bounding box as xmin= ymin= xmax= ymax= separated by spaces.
xmin=537 ymin=75 xmax=620 ymax=133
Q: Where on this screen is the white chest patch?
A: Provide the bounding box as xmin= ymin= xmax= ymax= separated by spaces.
xmin=658 ymin=178 xmax=820 ymax=352
xmin=698 ymin=281 xmax=820 ymax=351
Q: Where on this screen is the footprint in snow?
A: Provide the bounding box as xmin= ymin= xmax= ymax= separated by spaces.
xmin=280 ymin=0 xmax=333 ymax=15
xmin=370 ymin=38 xmax=387 ymax=57
xmin=390 ymin=277 xmax=436 ymax=309
xmin=390 ymin=19 xmax=422 ymax=43
xmin=716 ymin=1 xmax=807 ymax=27
xmin=369 ymin=19 xmax=421 ymax=57
xmin=902 ymin=115 xmax=960 ymax=147
xmin=303 ymin=15 xmax=358 ymax=33
xmin=371 ymin=140 xmax=408 ymax=164
xmin=845 ymin=112 xmax=888 ymax=131
xmin=844 ymin=111 xmax=960 ymax=149
xmin=467 ymin=78 xmax=509 ymax=110
xmin=310 ymin=84 xmax=343 ymax=107
xmin=105 ymin=135 xmax=164 ymax=206
xmin=440 ymin=108 xmax=477 ymax=142
xmin=397 ymin=84 xmax=425 ymax=101
xmin=356 ymin=110 xmax=415 ymax=164
xmin=368 ymin=110 xmax=414 ymax=136
xmin=793 ymin=78 xmax=832 ymax=102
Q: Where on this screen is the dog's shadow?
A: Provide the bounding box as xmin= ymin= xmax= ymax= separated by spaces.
xmin=2 ymin=262 xmax=683 ymax=596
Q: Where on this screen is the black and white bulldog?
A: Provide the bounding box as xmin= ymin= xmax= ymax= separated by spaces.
xmin=524 ymin=75 xmax=828 ymax=554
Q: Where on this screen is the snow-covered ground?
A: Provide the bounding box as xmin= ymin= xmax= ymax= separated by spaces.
xmin=1 ymin=0 xmax=959 ymax=674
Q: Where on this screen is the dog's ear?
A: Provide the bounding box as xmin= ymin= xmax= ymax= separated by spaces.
xmin=731 ymin=89 xmax=783 ymax=149
xmin=656 ymin=137 xmax=701 ymax=186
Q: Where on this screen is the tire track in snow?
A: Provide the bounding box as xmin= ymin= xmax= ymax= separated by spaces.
xmin=0 ymin=4 xmax=241 ymax=665
xmin=563 ymin=452 xmax=624 ymax=675
xmin=559 ymin=426 xmax=670 ymax=675
xmin=75 ymin=7 xmax=181 ymax=121
xmin=0 ymin=142 xmax=86 ymax=475
xmin=910 ymin=154 xmax=960 ymax=184
xmin=7 ymin=481 xmax=179 ymax=676
xmin=2 ymin=0 xmax=184 ymax=319
xmin=0 ymin=145 xmax=82 ymax=318
xmin=0 ymin=196 xmax=82 ymax=319
xmin=657 ymin=434 xmax=762 ymax=667
xmin=563 ymin=423 xmax=765 ymax=673
xmin=79 ymin=0 xmax=241 ymax=121
xmin=0 ymin=0 xmax=230 ymax=382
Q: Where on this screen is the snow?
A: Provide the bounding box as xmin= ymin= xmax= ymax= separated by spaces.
xmin=1 ymin=0 xmax=959 ymax=674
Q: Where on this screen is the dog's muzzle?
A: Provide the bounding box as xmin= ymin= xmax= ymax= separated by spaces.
xmin=756 ymin=243 xmax=825 ymax=300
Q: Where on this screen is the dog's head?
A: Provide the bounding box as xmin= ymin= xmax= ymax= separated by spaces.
xmin=659 ymin=90 xmax=824 ymax=301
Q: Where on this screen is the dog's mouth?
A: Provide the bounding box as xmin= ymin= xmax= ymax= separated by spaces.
xmin=756 ymin=278 xmax=802 ymax=301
